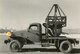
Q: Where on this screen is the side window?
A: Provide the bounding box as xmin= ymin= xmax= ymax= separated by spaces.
xmin=30 ymin=26 xmax=38 ymax=31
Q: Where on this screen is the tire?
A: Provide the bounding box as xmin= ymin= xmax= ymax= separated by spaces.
xmin=59 ymin=41 xmax=72 ymax=53
xmin=9 ymin=40 xmax=22 ymax=52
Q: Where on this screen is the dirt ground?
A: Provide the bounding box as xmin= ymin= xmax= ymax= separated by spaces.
xmin=0 ymin=34 xmax=80 ymax=54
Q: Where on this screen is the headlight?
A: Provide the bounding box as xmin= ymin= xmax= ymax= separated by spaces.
xmin=6 ymin=32 xmax=12 ymax=37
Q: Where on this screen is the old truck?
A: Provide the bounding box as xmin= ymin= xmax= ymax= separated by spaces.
xmin=4 ymin=4 xmax=79 ymax=53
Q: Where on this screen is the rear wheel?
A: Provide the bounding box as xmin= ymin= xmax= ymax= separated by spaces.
xmin=9 ymin=40 xmax=22 ymax=52
xmin=59 ymin=41 xmax=72 ymax=53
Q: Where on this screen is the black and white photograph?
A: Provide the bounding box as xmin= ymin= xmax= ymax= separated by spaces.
xmin=0 ymin=0 xmax=80 ymax=54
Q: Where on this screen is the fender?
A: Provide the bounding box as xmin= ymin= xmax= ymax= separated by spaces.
xmin=11 ymin=36 xmax=34 ymax=44
xmin=55 ymin=38 xmax=79 ymax=47
xmin=68 ymin=39 xmax=79 ymax=46
xmin=10 ymin=36 xmax=27 ymax=44
xmin=4 ymin=36 xmax=27 ymax=44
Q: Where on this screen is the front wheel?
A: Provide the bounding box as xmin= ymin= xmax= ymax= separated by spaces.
xmin=59 ymin=41 xmax=72 ymax=53
xmin=9 ymin=40 xmax=22 ymax=52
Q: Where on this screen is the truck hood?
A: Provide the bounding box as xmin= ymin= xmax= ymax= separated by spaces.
xmin=13 ymin=30 xmax=27 ymax=36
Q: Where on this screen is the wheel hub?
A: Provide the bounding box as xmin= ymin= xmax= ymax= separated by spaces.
xmin=11 ymin=43 xmax=19 ymax=50
xmin=62 ymin=43 xmax=69 ymax=50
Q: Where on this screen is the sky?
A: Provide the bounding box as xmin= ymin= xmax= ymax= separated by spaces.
xmin=0 ymin=0 xmax=80 ymax=30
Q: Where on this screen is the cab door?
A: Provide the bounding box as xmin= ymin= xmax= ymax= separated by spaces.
xmin=27 ymin=24 xmax=41 ymax=43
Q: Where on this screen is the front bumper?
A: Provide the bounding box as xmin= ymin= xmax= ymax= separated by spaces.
xmin=4 ymin=39 xmax=11 ymax=44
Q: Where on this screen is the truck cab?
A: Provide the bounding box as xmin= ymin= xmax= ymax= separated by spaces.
xmin=26 ymin=23 xmax=42 ymax=43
